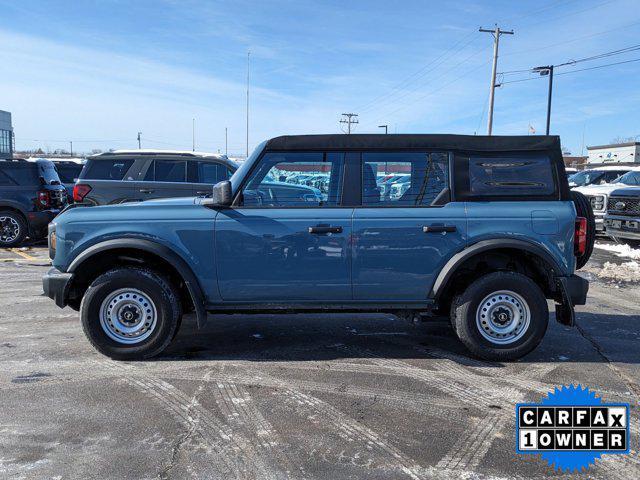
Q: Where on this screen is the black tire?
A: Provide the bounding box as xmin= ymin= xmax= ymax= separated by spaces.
xmin=0 ymin=210 xmax=27 ymax=248
xmin=571 ymin=190 xmax=595 ymax=270
xmin=80 ymin=267 xmax=182 ymax=360
xmin=450 ymin=272 xmax=549 ymax=361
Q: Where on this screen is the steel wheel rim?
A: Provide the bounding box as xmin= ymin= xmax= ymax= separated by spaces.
xmin=0 ymin=216 xmax=20 ymax=243
xmin=99 ymin=288 xmax=157 ymax=345
xmin=475 ymin=290 xmax=531 ymax=345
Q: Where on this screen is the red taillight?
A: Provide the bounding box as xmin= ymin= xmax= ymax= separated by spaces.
xmin=73 ymin=184 xmax=92 ymax=202
xmin=37 ymin=190 xmax=51 ymax=208
xmin=575 ymin=217 xmax=587 ymax=256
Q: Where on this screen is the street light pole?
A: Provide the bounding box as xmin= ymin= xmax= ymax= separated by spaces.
xmin=534 ymin=65 xmax=554 ymax=135
xmin=378 ymin=125 xmax=388 ymax=134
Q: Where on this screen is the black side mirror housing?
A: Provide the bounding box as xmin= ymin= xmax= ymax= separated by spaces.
xmin=208 ymin=180 xmax=233 ymax=207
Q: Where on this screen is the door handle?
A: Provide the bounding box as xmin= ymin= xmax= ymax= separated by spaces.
xmin=139 ymin=189 xmax=154 ymax=194
xmin=423 ymin=225 xmax=457 ymax=233
xmin=308 ymin=225 xmax=343 ymax=234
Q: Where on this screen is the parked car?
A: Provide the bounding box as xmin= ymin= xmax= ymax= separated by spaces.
xmin=573 ymin=167 xmax=640 ymax=232
xmin=73 ymin=149 xmax=322 ymax=206
xmin=568 ymin=166 xmax=634 ymax=188
xmin=605 ymin=187 xmax=640 ymax=247
xmin=43 ymin=134 xmax=592 ymax=361
xmin=73 ymin=150 xmax=239 ymax=205
xmin=0 ymin=159 xmax=68 ymax=247
xmin=52 ymin=160 xmax=84 ymax=199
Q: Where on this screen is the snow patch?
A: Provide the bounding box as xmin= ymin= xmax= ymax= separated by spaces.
xmin=594 ymin=242 xmax=640 ymax=260
xmin=598 ymin=261 xmax=640 ymax=282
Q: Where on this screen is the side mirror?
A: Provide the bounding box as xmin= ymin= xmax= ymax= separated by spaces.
xmin=211 ymin=180 xmax=233 ymax=206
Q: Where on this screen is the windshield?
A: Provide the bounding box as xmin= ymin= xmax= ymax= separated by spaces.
xmin=568 ymin=171 xmax=603 ymax=186
xmin=37 ymin=161 xmax=63 ymax=185
xmin=616 ymin=171 xmax=640 ymax=186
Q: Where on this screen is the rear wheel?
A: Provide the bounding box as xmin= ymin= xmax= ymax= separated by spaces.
xmin=571 ymin=191 xmax=595 ymax=270
xmin=0 ymin=210 xmax=27 ymax=247
xmin=451 ymin=272 xmax=549 ymax=361
xmin=80 ymin=267 xmax=181 ymax=360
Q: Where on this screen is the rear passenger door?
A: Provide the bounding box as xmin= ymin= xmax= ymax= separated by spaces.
xmin=187 ymin=161 xmax=233 ymax=196
xmin=137 ymin=159 xmax=193 ymax=200
xmin=79 ymin=157 xmax=137 ymax=205
xmin=352 ymin=151 xmax=467 ymax=301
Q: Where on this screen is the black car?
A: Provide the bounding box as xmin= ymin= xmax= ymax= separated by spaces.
xmin=0 ymin=159 xmax=68 ymax=247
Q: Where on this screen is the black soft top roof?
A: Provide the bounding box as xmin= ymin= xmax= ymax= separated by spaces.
xmin=265 ymin=134 xmax=561 ymax=153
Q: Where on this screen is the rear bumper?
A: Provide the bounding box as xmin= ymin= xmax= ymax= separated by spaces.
xmin=42 ymin=267 xmax=73 ymax=308
xmin=559 ymin=274 xmax=589 ymax=306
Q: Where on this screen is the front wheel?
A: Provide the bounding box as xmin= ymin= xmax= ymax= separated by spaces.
xmin=450 ymin=272 xmax=549 ymax=361
xmin=80 ymin=267 xmax=182 ymax=360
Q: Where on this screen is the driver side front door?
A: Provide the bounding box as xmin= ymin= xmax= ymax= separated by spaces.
xmin=214 ymin=151 xmax=352 ymax=302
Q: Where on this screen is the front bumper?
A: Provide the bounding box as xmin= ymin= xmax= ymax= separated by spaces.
xmin=594 ymin=214 xmax=605 ymax=232
xmin=42 ymin=267 xmax=73 ymax=308
xmin=605 ymin=216 xmax=640 ymax=240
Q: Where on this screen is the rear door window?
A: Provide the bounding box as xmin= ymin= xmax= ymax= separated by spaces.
xmin=83 ymin=158 xmax=134 ymax=180
xmin=187 ymin=161 xmax=231 ymax=184
xmin=362 ymin=152 xmax=450 ymax=206
xmin=467 ymin=154 xmax=555 ymax=197
xmin=0 ymin=164 xmax=39 ymax=185
xmin=145 ymin=160 xmax=187 ymax=182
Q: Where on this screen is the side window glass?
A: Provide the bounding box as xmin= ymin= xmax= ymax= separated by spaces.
xmin=363 ymin=152 xmax=449 ymax=206
xmin=154 ymin=160 xmax=186 ymax=182
xmin=85 ymin=159 xmax=134 ymax=180
xmin=0 ymin=170 xmax=15 ymax=185
xmin=144 ymin=161 xmax=155 ymax=181
xmin=468 ymin=154 xmax=554 ymax=196
xmin=199 ymin=162 xmax=229 ymax=184
xmin=241 ymin=152 xmax=343 ymax=207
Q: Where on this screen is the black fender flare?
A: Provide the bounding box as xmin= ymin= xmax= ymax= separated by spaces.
xmin=68 ymin=238 xmax=208 ymax=328
xmin=0 ymin=201 xmax=29 ymax=217
xmin=429 ymin=238 xmax=565 ymax=300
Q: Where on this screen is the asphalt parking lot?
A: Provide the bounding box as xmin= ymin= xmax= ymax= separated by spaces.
xmin=0 ymin=243 xmax=639 ymax=479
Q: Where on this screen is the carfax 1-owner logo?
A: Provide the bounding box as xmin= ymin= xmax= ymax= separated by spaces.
xmin=516 ymin=384 xmax=630 ymax=472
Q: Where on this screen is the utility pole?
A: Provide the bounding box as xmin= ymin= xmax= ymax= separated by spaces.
xmin=533 ymin=65 xmax=554 ymax=135
xmin=378 ymin=125 xmax=388 ymax=134
xmin=137 ymin=132 xmax=142 ymax=149
xmin=246 ymin=51 xmax=250 ymax=158
xmin=69 ymin=141 xmax=73 ymax=157
xmin=192 ymin=118 xmax=195 ymax=151
xmin=479 ymin=25 xmax=514 ymax=135
xmin=225 ymin=127 xmax=228 ymax=156
xmin=339 ymin=113 xmax=359 ymax=134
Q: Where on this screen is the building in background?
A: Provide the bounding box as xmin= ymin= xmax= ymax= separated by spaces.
xmin=587 ymin=142 xmax=640 ymax=164
xmin=563 ymin=155 xmax=587 ymax=170
xmin=0 ymin=110 xmax=13 ymax=160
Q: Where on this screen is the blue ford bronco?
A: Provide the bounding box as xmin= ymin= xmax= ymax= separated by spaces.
xmin=43 ymin=134 xmax=593 ymax=361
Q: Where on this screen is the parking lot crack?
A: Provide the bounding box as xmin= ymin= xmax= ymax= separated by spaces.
xmin=575 ymin=321 xmax=640 ymax=401
xmin=157 ymin=370 xmax=213 ymax=480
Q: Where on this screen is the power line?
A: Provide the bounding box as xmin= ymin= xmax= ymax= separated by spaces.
xmin=354 ymin=31 xmax=478 ymax=114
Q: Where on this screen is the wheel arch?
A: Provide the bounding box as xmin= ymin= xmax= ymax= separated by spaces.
xmin=0 ymin=203 xmax=29 ymax=221
xmin=430 ymin=239 xmax=564 ymax=309
xmin=67 ymin=238 xmax=207 ymax=328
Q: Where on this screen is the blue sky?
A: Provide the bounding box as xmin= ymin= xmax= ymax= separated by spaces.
xmin=0 ymin=0 xmax=638 ymax=156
